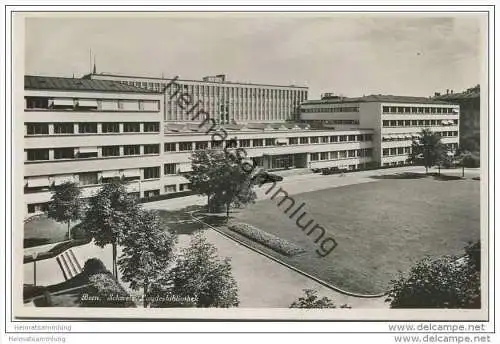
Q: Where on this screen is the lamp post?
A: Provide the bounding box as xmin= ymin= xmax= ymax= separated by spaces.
xmin=32 ymin=252 xmax=38 ymax=286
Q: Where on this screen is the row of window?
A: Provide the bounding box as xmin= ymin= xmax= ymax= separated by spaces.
xmin=25 ymin=144 xmax=160 ymax=161
xmin=381 ymin=131 xmax=459 ymax=141
xmin=382 ymin=106 xmax=457 ymax=114
xmin=301 ymin=106 xmax=360 ymax=113
xmin=382 ymin=119 xmax=458 ymax=128
xmin=382 ymin=143 xmax=458 ymax=157
xmin=26 ymin=122 xmax=160 ymax=135
xmin=26 ymin=97 xmax=160 ymax=112
xmin=163 ymin=134 xmax=374 ymax=152
xmin=26 ymin=182 xmax=193 ymax=213
xmin=383 ymin=147 xmax=411 ymax=157
xmin=309 ymin=148 xmax=373 ymax=161
xmin=160 ymin=82 xmax=307 ymax=100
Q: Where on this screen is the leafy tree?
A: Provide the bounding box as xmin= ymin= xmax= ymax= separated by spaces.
xmin=47 ymin=181 xmax=83 ymax=240
xmin=290 ymin=289 xmax=351 ymax=309
xmin=81 ymin=181 xmax=140 ymax=278
xmin=118 ymin=210 xmax=177 ymax=308
xmin=408 ymin=129 xmax=447 ymax=174
xmin=188 ymin=149 xmax=256 ymax=217
xmin=167 ymin=232 xmax=239 ymax=308
xmin=386 ymin=243 xmax=481 ymax=308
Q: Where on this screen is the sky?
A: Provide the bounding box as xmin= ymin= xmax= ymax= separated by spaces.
xmin=24 ymin=13 xmax=484 ymax=99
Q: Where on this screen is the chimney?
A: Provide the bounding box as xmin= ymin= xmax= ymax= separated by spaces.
xmin=446 ymin=89 xmax=449 ymax=95
xmin=451 ymin=90 xmax=454 ymax=94
xmin=434 ymin=92 xmax=441 ymax=97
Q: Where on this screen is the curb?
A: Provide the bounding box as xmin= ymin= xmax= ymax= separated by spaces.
xmin=191 ymin=213 xmax=387 ymax=299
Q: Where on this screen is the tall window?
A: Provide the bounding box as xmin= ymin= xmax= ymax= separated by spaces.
xmin=310 ymin=137 xmax=319 ymax=144
xmin=164 ymin=143 xmax=176 ymax=152
xmin=54 ymin=148 xmax=75 ymax=159
xmin=265 ymin=138 xmax=275 ymax=146
xmin=54 ymin=123 xmax=74 ymax=134
xmin=164 ymin=163 xmax=177 ymax=175
xmin=102 ymin=146 xmax=120 ymax=157
xmin=143 ymin=122 xmax=160 ymax=132
xmin=321 ymin=136 xmax=329 ymax=143
xmin=102 ymin=122 xmax=120 ymax=133
xmin=78 ymin=123 xmax=98 ymax=133
xmin=348 ymin=135 xmax=356 ymax=142
xmin=26 ymin=97 xmax=49 ymax=109
xmin=289 ymin=137 xmax=298 ymax=145
xmin=26 ymin=149 xmax=49 ymax=161
xmin=123 ymin=145 xmax=140 ymax=156
xmin=320 ymin=152 xmax=329 ymax=160
xmin=143 ymin=167 xmax=160 ymax=180
xmin=310 ymin=153 xmax=319 ymax=161
xmin=330 ymin=136 xmax=338 ymax=143
xmin=300 ymin=137 xmax=309 ymax=144
xmin=26 ymin=123 xmax=48 ymax=135
xmin=253 ymin=139 xmax=263 ymax=147
xmin=123 ymin=123 xmax=140 ymax=132
xmin=179 ymin=142 xmax=193 ymax=151
xmin=195 ymin=142 xmax=209 ymax=150
xmin=239 ymin=139 xmax=250 ymax=148
xmin=144 ymin=144 xmax=160 ymax=155
xmin=79 ymin=173 xmax=98 ymax=186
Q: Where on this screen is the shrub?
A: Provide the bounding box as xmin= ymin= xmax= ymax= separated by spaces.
xmin=290 ymin=289 xmax=351 ymax=309
xmin=462 ymin=154 xmax=480 ymax=168
xmin=70 ymin=223 xmax=91 ymax=240
xmin=80 ymin=272 xmax=136 ymax=308
xmin=386 ymin=255 xmax=480 ymax=309
xmin=227 ymin=222 xmax=305 ymax=256
xmin=83 ymin=258 xmax=108 ymax=275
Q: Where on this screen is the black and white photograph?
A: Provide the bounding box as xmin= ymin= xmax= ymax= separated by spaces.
xmin=5 ymin=7 xmax=493 ymax=332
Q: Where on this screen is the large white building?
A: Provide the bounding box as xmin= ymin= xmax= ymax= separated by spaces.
xmin=87 ymin=73 xmax=308 ymax=123
xmin=22 ymin=74 xmax=459 ymax=216
xmin=24 ymin=75 xmax=164 ymax=214
xmin=23 ymin=75 xmax=375 ymax=216
xmin=300 ymin=94 xmax=460 ymax=167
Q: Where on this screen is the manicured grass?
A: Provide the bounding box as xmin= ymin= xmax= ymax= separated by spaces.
xmin=233 ymin=178 xmax=480 ymax=294
xmin=24 ymin=215 xmax=77 ymax=248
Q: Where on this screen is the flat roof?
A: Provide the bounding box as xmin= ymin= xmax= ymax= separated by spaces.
xmin=164 ymin=122 xmax=373 ymax=135
xmin=86 ymin=72 xmax=309 ymax=90
xmin=25 ymin=75 xmax=161 ymax=94
xmin=304 ymin=94 xmax=454 ymax=105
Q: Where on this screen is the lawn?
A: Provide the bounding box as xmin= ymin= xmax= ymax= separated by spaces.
xmin=24 ymin=215 xmax=76 ymax=248
xmin=232 ymin=177 xmax=481 ymax=295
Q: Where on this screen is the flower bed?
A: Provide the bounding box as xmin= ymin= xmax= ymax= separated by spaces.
xmin=227 ymin=222 xmax=304 ymax=257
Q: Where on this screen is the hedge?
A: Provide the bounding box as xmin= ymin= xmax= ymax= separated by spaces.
xmin=227 ymin=222 xmax=304 ymax=257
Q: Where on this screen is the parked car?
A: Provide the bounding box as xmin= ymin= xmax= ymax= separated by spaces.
xmin=321 ymin=167 xmax=347 ymax=175
xmin=253 ymin=171 xmax=284 ymax=184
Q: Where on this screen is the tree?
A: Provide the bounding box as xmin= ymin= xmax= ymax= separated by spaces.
xmin=456 ymin=151 xmax=480 ymax=177
xmin=386 ymin=243 xmax=481 ymax=308
xmin=81 ymin=181 xmax=140 ymax=278
xmin=290 ymin=289 xmax=351 ymax=309
xmin=188 ymin=149 xmax=256 ymax=217
xmin=47 ymin=181 xmax=83 ymax=240
xmin=408 ymin=129 xmax=447 ymax=174
xmin=118 ymin=210 xmax=177 ymax=308
xmin=167 ymin=232 xmax=239 ymax=307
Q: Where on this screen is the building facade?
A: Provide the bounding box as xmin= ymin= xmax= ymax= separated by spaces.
xmin=24 ymin=75 xmax=164 ymax=215
xmin=23 ymin=75 xmax=373 ymax=216
xmin=23 ymin=75 xmax=460 ymax=216
xmin=300 ymin=94 xmax=460 ymax=167
xmin=87 ymin=73 xmax=308 ymax=124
